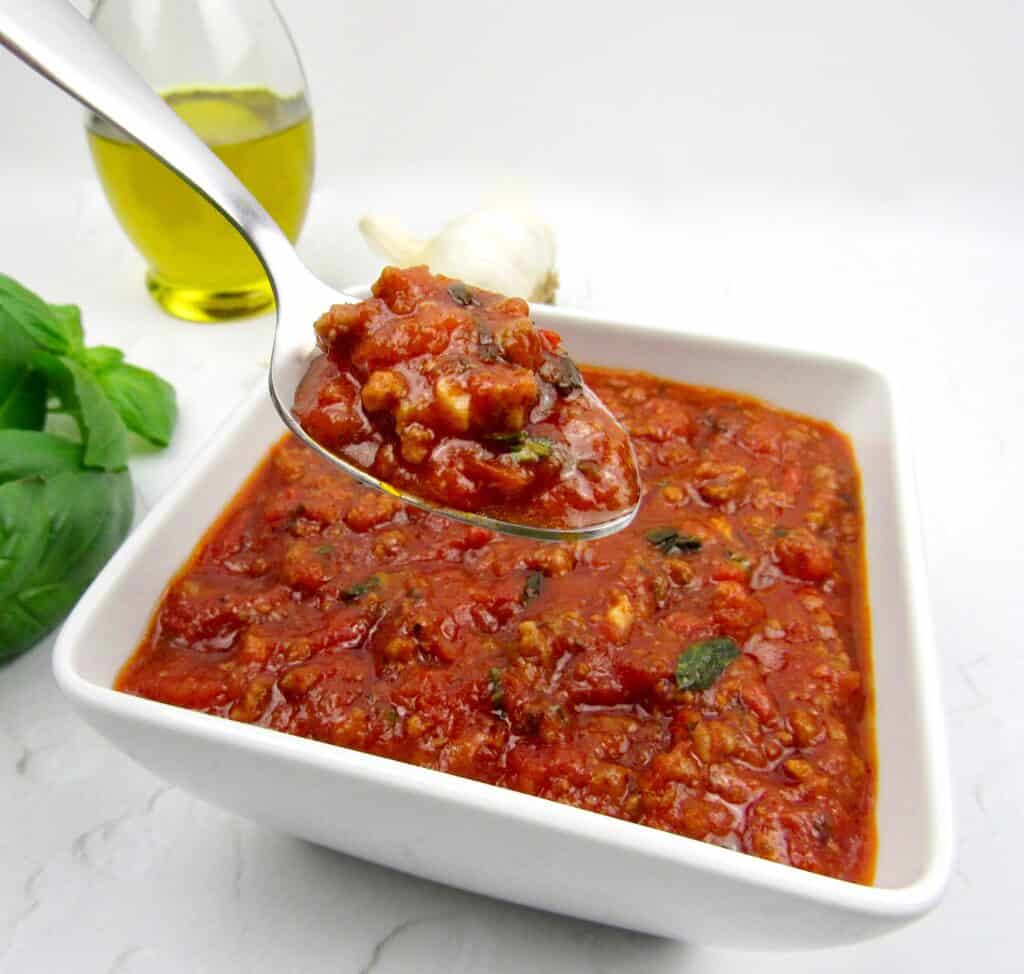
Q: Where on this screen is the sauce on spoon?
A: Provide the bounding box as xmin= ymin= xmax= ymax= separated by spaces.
xmin=293 ymin=267 xmax=640 ymax=531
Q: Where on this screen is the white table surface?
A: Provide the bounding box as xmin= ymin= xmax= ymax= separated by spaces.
xmin=2 ymin=1 xmax=1022 ymax=970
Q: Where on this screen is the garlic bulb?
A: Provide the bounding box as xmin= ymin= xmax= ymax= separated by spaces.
xmin=358 ymin=202 xmax=559 ymax=303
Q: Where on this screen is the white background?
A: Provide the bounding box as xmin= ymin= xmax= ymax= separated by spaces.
xmin=1 ymin=1 xmax=1022 ymax=971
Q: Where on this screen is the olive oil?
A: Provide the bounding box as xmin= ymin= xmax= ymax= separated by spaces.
xmin=87 ymin=87 xmax=314 ymax=321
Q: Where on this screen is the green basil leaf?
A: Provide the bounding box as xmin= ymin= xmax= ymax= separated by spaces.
xmin=95 ymin=363 xmax=177 ymax=448
xmin=0 ymin=274 xmax=72 ymax=354
xmin=0 ymin=310 xmax=42 ymax=367
xmin=49 ymin=304 xmax=84 ymax=353
xmin=0 ymin=273 xmax=50 ymax=309
xmin=0 ymin=478 xmax=50 ymax=613
xmin=675 ymin=637 xmax=740 ymax=691
xmin=0 ymin=430 xmax=84 ymax=484
xmin=79 ymin=345 xmax=125 ymax=374
xmin=0 ymin=469 xmax=133 ymax=661
xmin=0 ymin=363 xmax=47 ymax=430
xmin=43 ymin=356 xmax=129 ymax=471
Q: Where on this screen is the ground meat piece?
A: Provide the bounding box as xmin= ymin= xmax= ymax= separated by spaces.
xmin=775 ymin=528 xmax=834 ymax=581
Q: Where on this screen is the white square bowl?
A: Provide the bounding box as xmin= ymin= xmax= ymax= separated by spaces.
xmin=53 ymin=302 xmax=953 ymax=950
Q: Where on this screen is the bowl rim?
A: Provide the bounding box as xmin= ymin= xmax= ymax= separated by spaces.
xmin=52 ymin=299 xmax=954 ymax=921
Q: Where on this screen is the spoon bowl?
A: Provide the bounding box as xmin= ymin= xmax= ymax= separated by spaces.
xmin=271 ymin=279 xmax=640 ymax=541
xmin=0 ymin=0 xmax=639 ymax=541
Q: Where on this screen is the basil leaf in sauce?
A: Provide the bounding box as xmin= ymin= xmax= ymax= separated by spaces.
xmin=675 ymin=637 xmax=740 ymax=691
xmin=474 ymin=318 xmax=501 ymax=362
xmin=488 ymin=667 xmax=505 ymax=710
xmin=522 ymin=570 xmax=543 ymax=604
xmin=510 ymin=437 xmax=554 ymax=463
xmin=489 ymin=430 xmax=555 ymax=463
xmin=447 ymin=282 xmax=476 ymax=307
xmin=539 ymin=353 xmax=583 ymax=394
xmin=646 ymin=527 xmax=702 ymax=556
xmin=341 ymin=574 xmax=381 ymax=601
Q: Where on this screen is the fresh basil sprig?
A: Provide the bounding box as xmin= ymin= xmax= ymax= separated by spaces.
xmin=0 ymin=362 xmax=46 ymax=430
xmin=0 ymin=470 xmax=133 ymax=657
xmin=0 ymin=430 xmax=83 ymax=482
xmin=95 ymin=363 xmax=177 ymax=449
xmin=0 ymin=274 xmax=77 ymax=354
xmin=41 ymin=355 xmax=130 ymax=471
xmin=0 ymin=273 xmax=178 ymax=662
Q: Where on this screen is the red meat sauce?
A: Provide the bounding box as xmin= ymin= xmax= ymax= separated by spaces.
xmin=293 ymin=266 xmax=639 ymax=529
xmin=118 ymin=368 xmax=875 ymax=882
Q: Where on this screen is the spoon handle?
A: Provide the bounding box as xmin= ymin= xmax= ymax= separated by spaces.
xmin=0 ymin=0 xmax=301 ymax=290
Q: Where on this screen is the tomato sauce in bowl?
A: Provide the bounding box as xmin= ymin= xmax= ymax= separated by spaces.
xmin=117 ymin=366 xmax=874 ymax=882
xmin=292 ymin=267 xmax=640 ymax=531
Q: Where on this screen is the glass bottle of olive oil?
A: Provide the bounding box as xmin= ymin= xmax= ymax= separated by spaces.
xmin=86 ymin=0 xmax=315 ymax=322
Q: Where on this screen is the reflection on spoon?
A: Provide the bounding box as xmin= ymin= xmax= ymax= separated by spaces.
xmin=293 ymin=267 xmax=641 ymax=540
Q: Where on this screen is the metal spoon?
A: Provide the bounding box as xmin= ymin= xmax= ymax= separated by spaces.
xmin=0 ymin=0 xmax=639 ymax=542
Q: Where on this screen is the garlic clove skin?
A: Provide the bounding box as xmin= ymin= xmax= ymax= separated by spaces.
xmin=358 ymin=203 xmax=559 ymax=303
xmin=357 ymin=213 xmax=426 ymax=268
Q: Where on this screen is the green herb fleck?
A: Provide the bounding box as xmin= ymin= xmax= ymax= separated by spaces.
xmin=510 ymin=437 xmax=555 ymax=462
xmin=539 ymin=353 xmax=583 ymax=394
xmin=384 ymin=707 xmax=399 ymax=726
xmin=474 ymin=317 xmax=501 ymax=362
xmin=646 ymin=527 xmax=702 ymax=556
xmin=488 ymin=667 xmax=505 ymax=710
xmin=703 ymin=413 xmax=728 ymax=435
xmin=341 ymin=574 xmax=381 ymax=602
xmin=448 ymin=282 xmax=475 ymax=306
xmin=315 ymin=544 xmax=334 ymax=556
xmin=522 ymin=570 xmax=543 ymax=604
xmin=675 ymin=637 xmax=740 ymax=691
xmin=488 ymin=430 xmax=555 ymax=463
